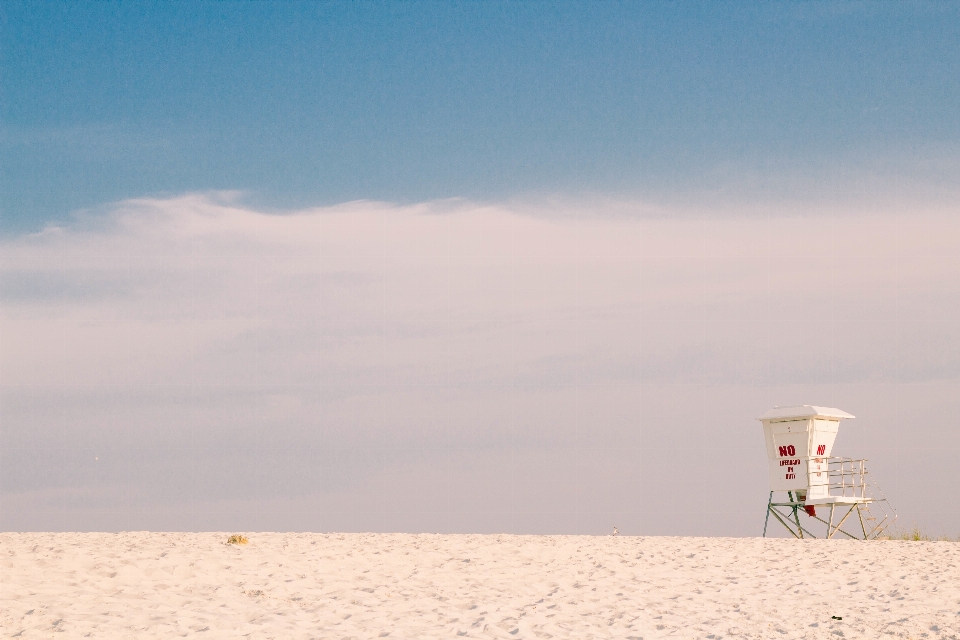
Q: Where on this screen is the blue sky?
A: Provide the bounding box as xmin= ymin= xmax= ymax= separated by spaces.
xmin=4 ymin=1 xmax=959 ymax=232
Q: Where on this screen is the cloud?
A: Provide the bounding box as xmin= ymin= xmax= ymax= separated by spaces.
xmin=2 ymin=194 xmax=959 ymax=533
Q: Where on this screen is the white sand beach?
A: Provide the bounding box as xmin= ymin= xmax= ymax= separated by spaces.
xmin=2 ymin=533 xmax=958 ymax=639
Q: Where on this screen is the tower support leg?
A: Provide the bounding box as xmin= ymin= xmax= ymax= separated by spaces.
xmin=763 ymin=491 xmax=773 ymax=537
xmin=791 ymin=501 xmax=804 ymax=539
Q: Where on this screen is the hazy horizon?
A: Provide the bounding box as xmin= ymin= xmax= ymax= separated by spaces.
xmin=3 ymin=193 xmax=958 ymax=535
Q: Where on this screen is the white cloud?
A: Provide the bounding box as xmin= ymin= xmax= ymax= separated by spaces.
xmin=2 ymin=194 xmax=959 ymax=533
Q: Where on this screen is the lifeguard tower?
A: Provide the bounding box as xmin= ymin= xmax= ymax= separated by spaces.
xmin=759 ymin=405 xmax=896 ymax=540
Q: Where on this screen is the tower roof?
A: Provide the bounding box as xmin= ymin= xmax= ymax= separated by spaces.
xmin=756 ymin=405 xmax=855 ymax=421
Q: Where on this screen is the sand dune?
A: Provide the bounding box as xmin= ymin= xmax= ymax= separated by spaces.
xmin=2 ymin=533 xmax=958 ymax=638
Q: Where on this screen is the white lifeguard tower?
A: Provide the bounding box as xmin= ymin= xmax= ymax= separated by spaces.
xmin=759 ymin=405 xmax=896 ymax=540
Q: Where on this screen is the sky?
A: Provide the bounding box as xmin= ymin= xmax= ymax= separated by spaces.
xmin=1 ymin=1 xmax=959 ymax=535
xmin=4 ymin=0 xmax=960 ymax=232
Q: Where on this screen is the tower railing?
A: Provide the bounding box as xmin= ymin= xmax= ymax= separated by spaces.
xmin=806 ymin=457 xmax=873 ymax=501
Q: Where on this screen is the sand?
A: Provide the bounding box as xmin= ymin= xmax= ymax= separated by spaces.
xmin=2 ymin=533 xmax=958 ymax=639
